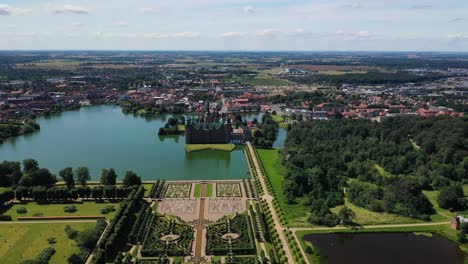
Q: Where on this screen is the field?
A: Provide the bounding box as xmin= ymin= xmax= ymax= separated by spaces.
xmin=330 ymin=202 xmax=425 ymax=225
xmin=0 ymin=222 xmax=95 ymax=264
xmin=4 ymin=201 xmax=120 ymax=220
xmin=224 ymin=75 xmax=291 ymax=86
xmin=257 ymin=148 xmax=312 ymax=227
xmin=184 ymin=144 xmax=235 ymax=152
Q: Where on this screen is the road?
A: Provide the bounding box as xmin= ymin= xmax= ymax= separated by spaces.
xmin=246 ymin=142 xmax=295 ymax=264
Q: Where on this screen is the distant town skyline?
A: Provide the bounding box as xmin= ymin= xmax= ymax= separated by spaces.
xmin=1 ymin=0 xmax=468 ymax=51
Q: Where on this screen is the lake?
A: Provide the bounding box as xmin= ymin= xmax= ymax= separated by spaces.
xmin=0 ymin=105 xmax=267 ymax=181
xmin=303 ymin=232 xmax=466 ymax=264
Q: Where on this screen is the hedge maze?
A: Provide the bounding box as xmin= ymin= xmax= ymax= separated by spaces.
xmin=141 ymin=215 xmax=194 ymax=257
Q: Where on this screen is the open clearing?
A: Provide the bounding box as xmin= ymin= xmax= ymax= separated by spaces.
xmin=4 ymin=201 xmax=120 ymax=220
xmin=0 ymin=222 xmax=95 ymax=264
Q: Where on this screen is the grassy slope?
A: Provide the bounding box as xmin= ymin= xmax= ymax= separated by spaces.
xmin=5 ymin=202 xmax=120 ymax=220
xmin=185 ymin=144 xmax=236 ymax=152
xmin=0 ymin=222 xmax=95 ymax=264
xmin=258 ymin=149 xmax=436 ymax=227
xmin=257 ymin=148 xmax=312 ymax=227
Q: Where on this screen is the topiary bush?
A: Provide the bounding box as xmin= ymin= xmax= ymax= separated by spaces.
xmin=64 ymin=205 xmax=78 ymax=213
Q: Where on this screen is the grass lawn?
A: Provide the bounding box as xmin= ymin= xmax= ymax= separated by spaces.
xmin=4 ymin=201 xmax=120 ymax=220
xmin=271 ymin=115 xmax=285 ymax=123
xmin=423 ymin=186 xmax=468 ymax=220
xmin=257 ymin=148 xmax=312 ymax=227
xmin=331 ymin=202 xmax=425 ymax=225
xmin=194 ymin=184 xmax=201 ymax=197
xmin=0 ymin=187 xmax=12 ymax=193
xmin=185 ymin=144 xmax=235 ymax=152
xmin=177 ymin=124 xmax=186 ymax=132
xmin=0 ymin=222 xmax=95 ymax=264
xmin=206 ymin=183 xmax=213 ymax=197
xmin=195 ymin=183 xmax=213 ymax=197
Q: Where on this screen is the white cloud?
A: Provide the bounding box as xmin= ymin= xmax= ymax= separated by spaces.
xmin=171 ymin=32 xmax=200 ymax=38
xmin=220 ymin=32 xmax=246 ymax=38
xmin=410 ymin=4 xmax=432 ymax=10
xmin=243 ymin=5 xmax=255 ymax=14
xmin=115 ymin=22 xmax=129 ymax=28
xmin=0 ymin=4 xmax=31 ymax=16
xmin=72 ymin=22 xmax=83 ymax=27
xmin=448 ymin=33 xmax=468 ymax=40
xmin=358 ymin=30 xmax=370 ymax=38
xmin=256 ymin=29 xmax=282 ymax=38
xmin=141 ymin=7 xmax=160 ymax=14
xmin=53 ymin=5 xmax=89 ymax=15
xmin=141 ymin=32 xmax=201 ymax=39
xmin=450 ymin=18 xmax=464 ymax=23
xmin=343 ymin=2 xmax=362 ymax=9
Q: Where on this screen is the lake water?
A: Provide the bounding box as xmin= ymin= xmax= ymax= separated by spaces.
xmin=303 ymin=232 xmax=467 ymax=264
xmin=0 ymin=105 xmax=260 ymax=181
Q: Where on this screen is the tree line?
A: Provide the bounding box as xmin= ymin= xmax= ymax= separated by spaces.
xmin=282 ymin=116 xmax=467 ymax=225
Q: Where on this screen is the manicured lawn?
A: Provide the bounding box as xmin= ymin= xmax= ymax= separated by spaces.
xmin=0 ymin=187 xmax=12 ymax=194
xmin=206 ymin=183 xmax=213 ymax=197
xmin=257 ymin=148 xmax=312 ymax=227
xmin=271 ymin=115 xmax=285 ymax=123
xmin=4 ymin=201 xmax=120 ymax=220
xmin=0 ymin=222 xmax=95 ymax=264
xmin=177 ymin=125 xmax=186 ymax=132
xmin=194 ymin=183 xmax=213 ymax=198
xmin=194 ymin=184 xmax=201 ymax=197
xmin=185 ymin=144 xmax=235 ymax=152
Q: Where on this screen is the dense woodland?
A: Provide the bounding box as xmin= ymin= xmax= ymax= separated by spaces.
xmin=251 ymin=113 xmax=279 ymax=149
xmin=282 ymin=116 xmax=467 ymax=226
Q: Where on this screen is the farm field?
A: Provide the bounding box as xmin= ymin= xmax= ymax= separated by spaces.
xmin=0 ymin=222 xmax=95 ymax=264
xmin=4 ymin=201 xmax=120 ymax=220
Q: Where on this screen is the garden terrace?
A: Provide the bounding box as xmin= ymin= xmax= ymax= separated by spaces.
xmin=141 ymin=215 xmax=194 ymax=257
xmin=206 ymin=213 xmax=256 ymax=256
xmin=162 ymin=182 xmax=192 ymax=198
xmin=216 ymin=182 xmax=242 ymax=197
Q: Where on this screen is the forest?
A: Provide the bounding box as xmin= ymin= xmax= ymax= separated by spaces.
xmin=282 ymin=116 xmax=467 ymax=226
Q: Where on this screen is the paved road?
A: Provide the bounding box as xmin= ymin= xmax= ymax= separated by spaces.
xmin=246 ymin=142 xmax=295 ymax=264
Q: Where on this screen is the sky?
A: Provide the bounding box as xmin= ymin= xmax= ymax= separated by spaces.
xmin=0 ymin=0 xmax=468 ymax=51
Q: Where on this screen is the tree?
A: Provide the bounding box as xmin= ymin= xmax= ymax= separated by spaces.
xmin=59 ymin=167 xmax=75 ymax=189
xmin=78 ymin=228 xmax=98 ymax=251
xmin=123 ymin=171 xmax=141 ymax=187
xmin=437 ymin=185 xmax=466 ymax=211
xmin=338 ymin=206 xmax=356 ymax=225
xmin=100 ymin=169 xmax=117 ymax=186
xmin=30 ymin=168 xmax=56 ymax=187
xmin=75 ymin=167 xmax=90 ymax=186
xmin=22 ymin=159 xmax=39 ymax=174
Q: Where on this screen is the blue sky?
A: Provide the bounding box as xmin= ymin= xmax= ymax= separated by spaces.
xmin=1 ymin=0 xmax=467 ymax=51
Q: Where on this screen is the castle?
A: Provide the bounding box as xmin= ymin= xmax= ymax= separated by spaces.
xmin=184 ymin=113 xmax=251 ymax=144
